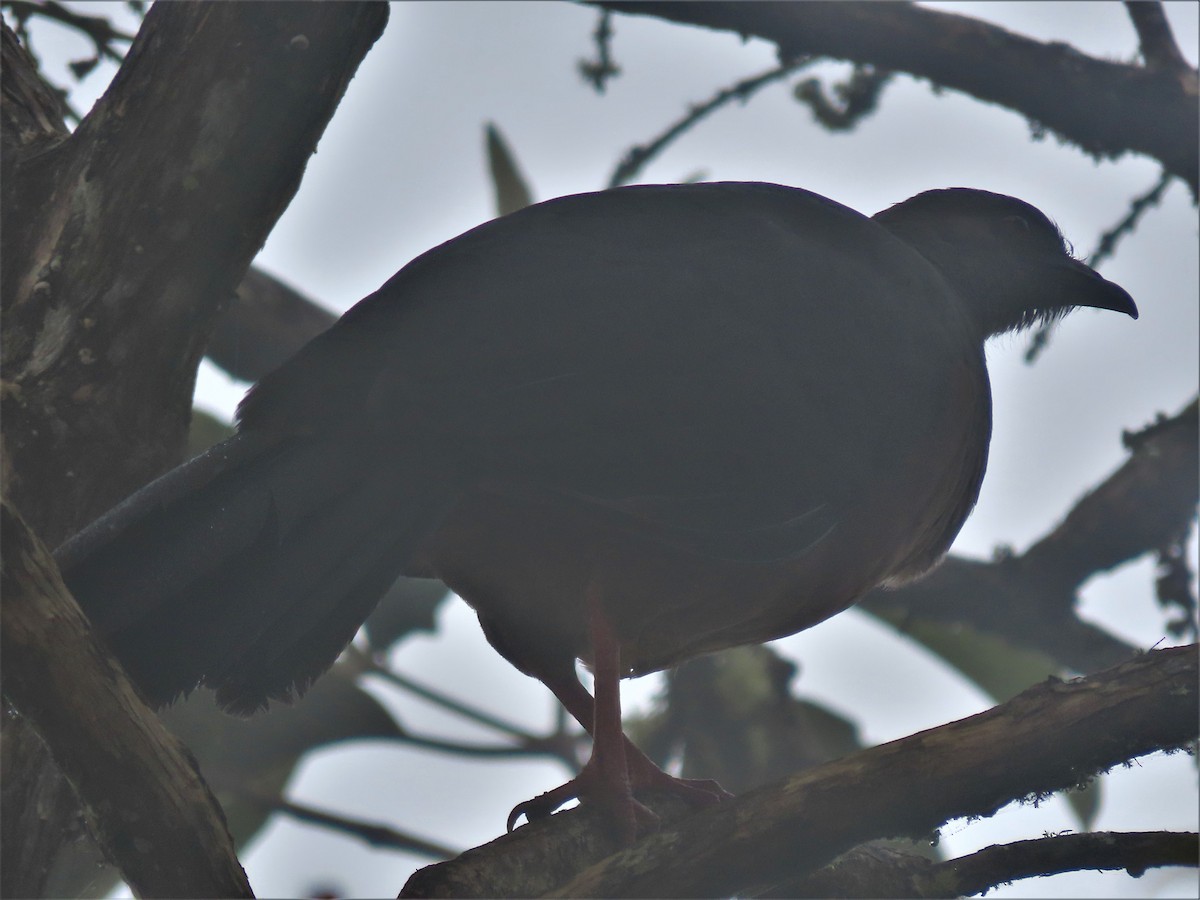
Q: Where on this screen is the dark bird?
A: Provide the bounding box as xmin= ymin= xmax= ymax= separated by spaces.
xmin=56 ymin=183 xmax=1137 ymax=837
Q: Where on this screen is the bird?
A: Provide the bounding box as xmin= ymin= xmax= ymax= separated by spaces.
xmin=55 ymin=182 xmax=1137 ymax=839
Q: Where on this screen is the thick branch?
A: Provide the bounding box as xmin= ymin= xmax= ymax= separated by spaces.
xmin=0 ymin=501 xmax=252 ymax=898
xmin=757 ymin=830 xmax=1196 ymax=897
xmin=0 ymin=7 xmax=388 ymax=895
xmin=863 ymin=400 xmax=1199 ymax=674
xmin=1 ymin=2 xmax=389 ymax=546
xmin=597 ymin=1 xmax=1199 ymax=193
xmin=0 ymin=21 xmax=68 ymax=154
xmin=1125 ymin=1 xmax=1191 ymax=75
xmin=208 ymin=267 xmax=336 ymax=384
xmin=1023 ymin=399 xmax=1198 ymax=584
xmin=401 ymin=646 xmax=1197 ymax=897
xmin=922 ymin=830 xmax=1197 ymax=897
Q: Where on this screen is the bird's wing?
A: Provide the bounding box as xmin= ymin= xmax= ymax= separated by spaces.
xmin=240 ymin=183 xmax=966 ymax=559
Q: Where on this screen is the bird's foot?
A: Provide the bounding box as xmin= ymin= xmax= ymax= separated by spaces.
xmin=627 ymin=755 xmax=733 ymax=808
xmin=507 ymin=739 xmax=732 ymax=841
xmin=506 ymin=754 xmax=659 ymax=844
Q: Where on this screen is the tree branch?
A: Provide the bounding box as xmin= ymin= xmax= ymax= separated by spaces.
xmin=921 ymin=830 xmax=1197 ymax=897
xmin=0 ymin=7 xmax=389 ymax=895
xmin=1026 ymin=172 xmax=1178 ymax=361
xmin=0 ymin=20 xmax=69 ymax=152
xmin=754 ymin=830 xmax=1197 ymax=897
xmin=258 ymin=794 xmax=457 ymax=860
xmin=1125 ymin=1 xmax=1191 ymax=75
xmin=595 ymin=1 xmax=1199 ymax=194
xmin=862 ymin=399 xmax=1199 ymax=675
xmin=0 ymin=501 xmax=252 ymax=898
xmin=2 ymin=1 xmax=389 ymax=546
xmin=207 ymin=267 xmax=336 ymax=384
xmin=607 ymin=59 xmax=809 ymax=188
xmin=401 ymin=645 xmax=1197 ymax=897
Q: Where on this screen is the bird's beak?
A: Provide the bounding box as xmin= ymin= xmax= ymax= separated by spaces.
xmin=1057 ymin=257 xmax=1139 ymax=319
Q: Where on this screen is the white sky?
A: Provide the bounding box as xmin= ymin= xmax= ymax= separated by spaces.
xmin=17 ymin=2 xmax=1198 ymax=897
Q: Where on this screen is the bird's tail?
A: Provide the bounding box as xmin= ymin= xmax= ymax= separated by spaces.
xmin=55 ymin=430 xmax=457 ymax=714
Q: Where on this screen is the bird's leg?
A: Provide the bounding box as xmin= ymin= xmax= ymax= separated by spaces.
xmin=507 ymin=581 xmax=730 ymax=840
xmin=507 ymin=581 xmax=654 ymax=841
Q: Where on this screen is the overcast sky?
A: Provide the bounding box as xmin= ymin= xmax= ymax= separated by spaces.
xmin=19 ymin=2 xmax=1198 ymax=897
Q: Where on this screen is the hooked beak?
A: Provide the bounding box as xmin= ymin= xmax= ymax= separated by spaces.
xmin=1058 ymin=257 xmax=1139 ymax=319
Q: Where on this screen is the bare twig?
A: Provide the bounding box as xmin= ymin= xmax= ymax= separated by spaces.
xmin=1024 ymin=170 xmax=1174 ymax=362
xmin=1 ymin=0 xmax=136 ymax=120
xmin=354 ymin=650 xmax=584 ymax=769
xmin=360 ymin=655 xmax=539 ymax=743
xmin=607 ymin=60 xmax=809 ymax=188
xmin=4 ymin=0 xmax=135 ymax=57
xmin=256 ymin=793 xmax=458 ymax=860
xmin=793 ymin=63 xmax=892 ymax=131
xmin=1087 ymin=170 xmax=1176 ymax=269
xmin=1156 ymin=527 xmax=1198 ymax=639
xmin=578 ymin=9 xmax=619 ymax=93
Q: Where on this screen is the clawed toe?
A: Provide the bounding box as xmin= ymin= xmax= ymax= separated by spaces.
xmin=667 ymin=776 xmax=734 ymax=805
xmin=508 ymin=779 xmax=660 ymax=844
xmin=507 ymin=781 xmax=580 ymax=832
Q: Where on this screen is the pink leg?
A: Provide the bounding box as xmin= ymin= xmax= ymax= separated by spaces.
xmin=507 ymin=582 xmax=731 ymax=841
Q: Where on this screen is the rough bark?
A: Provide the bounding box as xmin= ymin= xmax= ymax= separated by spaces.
xmin=1 ymin=501 xmax=252 ymax=898
xmin=400 ymin=645 xmax=1197 ymax=897
xmin=0 ymin=5 xmax=388 ymax=896
xmin=2 ymin=2 xmax=388 ymax=546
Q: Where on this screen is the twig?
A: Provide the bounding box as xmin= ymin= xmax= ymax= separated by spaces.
xmin=793 ymin=64 xmax=892 ymax=131
xmin=1024 ymin=171 xmax=1174 ymax=362
xmin=2 ymin=0 xmax=138 ymax=123
xmin=258 ymin=794 xmax=458 ymax=860
xmin=578 ymin=9 xmax=619 ymax=93
xmin=1086 ymin=169 xmax=1175 ymax=269
xmin=4 ymin=0 xmax=135 ymax=58
xmin=364 ymin=661 xmax=541 ymax=743
xmin=345 ymin=648 xmax=585 ymax=766
xmin=607 ymin=59 xmax=809 ymax=188
xmin=397 ymin=730 xmax=576 ymax=761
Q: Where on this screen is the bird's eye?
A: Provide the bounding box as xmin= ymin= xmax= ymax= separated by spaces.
xmin=1003 ymin=214 xmax=1031 ymax=233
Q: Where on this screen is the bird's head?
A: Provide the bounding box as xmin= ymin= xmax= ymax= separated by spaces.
xmin=872 ymin=188 xmax=1138 ymax=339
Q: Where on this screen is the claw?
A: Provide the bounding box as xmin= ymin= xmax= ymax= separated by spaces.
xmin=506 ymin=781 xmax=581 ymax=832
xmin=505 ymin=755 xmax=713 ymax=842
xmin=506 ymin=586 xmax=735 ymax=841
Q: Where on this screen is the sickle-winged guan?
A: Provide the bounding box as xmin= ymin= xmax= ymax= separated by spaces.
xmin=56 ymin=182 xmax=1136 ymax=835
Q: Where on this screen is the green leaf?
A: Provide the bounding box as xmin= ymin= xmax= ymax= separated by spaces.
xmin=485 ymin=122 xmax=534 ymax=216
xmin=161 ymin=667 xmax=403 ymax=848
xmin=187 ymin=407 xmax=235 ymax=459
xmin=868 ymin=609 xmax=1058 ymax=703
